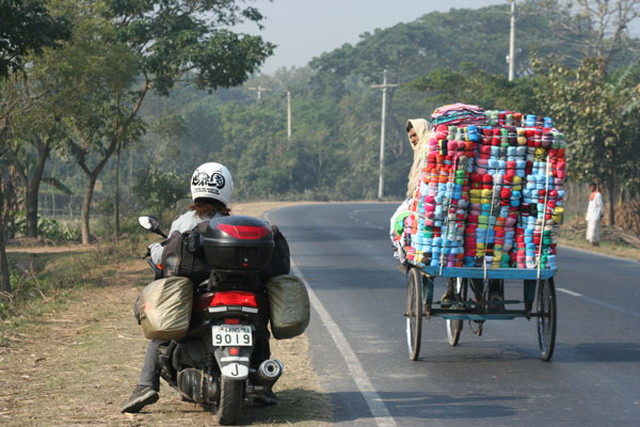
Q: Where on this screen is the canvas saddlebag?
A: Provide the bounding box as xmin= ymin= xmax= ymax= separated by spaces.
xmin=267 ymin=274 xmax=310 ymax=340
xmin=138 ymin=276 xmax=194 ymax=340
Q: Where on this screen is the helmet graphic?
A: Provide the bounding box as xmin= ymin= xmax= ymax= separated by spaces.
xmin=190 ymin=162 xmax=234 ymax=206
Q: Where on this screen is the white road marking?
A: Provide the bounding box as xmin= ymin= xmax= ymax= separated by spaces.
xmin=291 ymin=262 xmax=397 ymax=427
xmin=557 ymin=288 xmax=582 ymax=297
xmin=558 ymin=287 xmax=640 ymax=318
xmin=350 ymin=209 xmax=386 ymax=230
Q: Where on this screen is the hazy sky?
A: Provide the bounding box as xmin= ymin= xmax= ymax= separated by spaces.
xmin=240 ymin=0 xmax=507 ymax=74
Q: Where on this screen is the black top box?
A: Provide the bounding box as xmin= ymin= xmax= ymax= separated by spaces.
xmin=202 ymin=216 xmax=275 ymax=272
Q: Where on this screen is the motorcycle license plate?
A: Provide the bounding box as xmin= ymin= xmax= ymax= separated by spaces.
xmin=211 ymin=325 xmax=253 ymax=346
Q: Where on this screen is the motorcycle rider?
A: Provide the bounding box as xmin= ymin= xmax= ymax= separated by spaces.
xmin=121 ymin=162 xmax=277 ymax=413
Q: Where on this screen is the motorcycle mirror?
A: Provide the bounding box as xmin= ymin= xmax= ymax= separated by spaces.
xmin=138 ymin=216 xmax=167 ymax=238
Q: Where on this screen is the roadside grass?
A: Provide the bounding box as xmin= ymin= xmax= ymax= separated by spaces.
xmin=558 ymin=222 xmax=640 ymax=262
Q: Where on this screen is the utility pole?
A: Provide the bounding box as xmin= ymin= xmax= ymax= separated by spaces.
xmin=247 ymin=85 xmax=271 ymax=101
xmin=508 ymin=0 xmax=516 ymax=81
xmin=287 ymin=91 xmax=292 ymax=141
xmin=371 ymin=70 xmax=398 ymax=199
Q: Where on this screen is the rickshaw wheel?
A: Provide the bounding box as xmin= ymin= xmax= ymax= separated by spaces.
xmin=446 ymin=277 xmax=465 ymax=346
xmin=406 ymin=267 xmax=423 ymax=361
xmin=536 ymin=277 xmax=557 ymax=361
xmin=446 ymin=319 xmax=463 ymax=346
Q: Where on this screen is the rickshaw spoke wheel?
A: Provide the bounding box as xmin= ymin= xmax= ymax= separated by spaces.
xmin=406 ymin=268 xmax=423 ymax=361
xmin=446 ymin=277 xmax=464 ymax=346
xmin=446 ymin=319 xmax=463 ymax=346
xmin=536 ymin=278 xmax=557 ymax=361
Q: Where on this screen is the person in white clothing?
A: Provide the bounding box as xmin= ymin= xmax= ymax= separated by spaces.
xmin=122 ymin=162 xmax=236 ymax=413
xmin=585 ymin=182 xmax=604 ymax=247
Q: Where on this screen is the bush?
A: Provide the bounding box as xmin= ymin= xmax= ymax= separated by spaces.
xmin=12 ymin=213 xmax=81 ymax=242
xmin=38 ymin=217 xmax=81 ymax=242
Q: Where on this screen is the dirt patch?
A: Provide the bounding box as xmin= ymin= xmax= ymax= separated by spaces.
xmin=6 ymin=242 xmax=89 ymax=254
xmin=0 ymin=202 xmax=332 ymax=426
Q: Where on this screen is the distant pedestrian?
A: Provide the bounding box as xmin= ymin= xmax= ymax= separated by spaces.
xmin=585 ymin=182 xmax=604 ymax=247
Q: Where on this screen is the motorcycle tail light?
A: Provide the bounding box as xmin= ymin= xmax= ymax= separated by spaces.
xmin=211 ymin=291 xmax=258 ymax=308
xmin=193 ymin=292 xmax=215 ymax=311
xmin=216 ymin=223 xmax=270 ymax=240
xmin=224 ymin=318 xmax=240 ymax=325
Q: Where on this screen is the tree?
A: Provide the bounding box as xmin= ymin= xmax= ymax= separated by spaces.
xmin=535 ymin=56 xmax=640 ymax=225
xmin=540 ymin=0 xmax=640 ymax=69
xmin=132 ymin=168 xmax=187 ymax=217
xmin=2 ymin=67 xmax=71 ymax=238
xmin=0 ymin=0 xmax=70 ymax=294
xmin=0 ymin=0 xmax=70 ymax=77
xmin=531 ymin=1 xmax=640 ymax=225
xmin=66 ymin=0 xmax=274 ymax=244
xmin=407 ymin=63 xmax=545 ymax=114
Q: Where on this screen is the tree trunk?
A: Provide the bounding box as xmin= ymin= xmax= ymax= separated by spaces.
xmin=25 ymin=142 xmax=51 ymax=238
xmin=0 ymin=231 xmax=9 ymax=294
xmin=113 ymin=143 xmax=121 ymax=239
xmin=78 ymin=136 xmax=119 ymax=245
xmin=80 ymin=174 xmax=97 ymax=245
xmin=0 ymin=216 xmax=9 ymax=294
xmin=0 ymin=184 xmax=11 ymax=294
xmin=3 ymin=166 xmax=19 ymax=238
xmin=606 ymin=175 xmax=616 ymax=227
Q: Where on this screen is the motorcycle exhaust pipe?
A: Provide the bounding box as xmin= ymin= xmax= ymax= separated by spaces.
xmin=253 ymin=359 xmax=284 ymax=385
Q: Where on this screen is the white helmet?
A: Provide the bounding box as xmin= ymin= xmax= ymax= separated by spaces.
xmin=190 ymin=162 xmax=234 ymax=206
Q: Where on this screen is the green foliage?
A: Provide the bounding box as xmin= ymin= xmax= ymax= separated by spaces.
xmin=533 ymin=54 xmax=640 ymax=223
xmin=408 ymin=63 xmax=546 ymax=114
xmin=103 ymin=0 xmax=275 ymax=95
xmin=8 ymin=270 xmax=49 ymax=305
xmin=0 ymin=0 xmax=71 ymax=77
xmin=0 ymin=301 xmax=8 ymax=321
xmin=11 ymin=212 xmax=81 ymax=242
xmin=37 ymin=217 xmax=81 ymax=241
xmin=132 ymin=168 xmax=188 ymax=216
xmin=536 ymin=56 xmax=640 ymax=177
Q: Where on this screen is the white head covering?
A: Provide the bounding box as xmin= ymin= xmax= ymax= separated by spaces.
xmin=406 ymin=118 xmax=432 ymax=198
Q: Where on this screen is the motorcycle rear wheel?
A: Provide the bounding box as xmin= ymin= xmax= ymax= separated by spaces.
xmin=213 ymin=378 xmax=244 ymax=425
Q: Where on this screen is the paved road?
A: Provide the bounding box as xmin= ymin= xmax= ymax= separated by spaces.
xmin=267 ymin=203 xmax=640 ymax=427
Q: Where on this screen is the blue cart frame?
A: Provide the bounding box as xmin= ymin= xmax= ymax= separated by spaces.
xmin=404 ymin=264 xmax=557 ymax=362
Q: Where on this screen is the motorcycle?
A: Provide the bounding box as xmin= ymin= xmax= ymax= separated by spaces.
xmin=137 ymin=214 xmax=284 ymax=425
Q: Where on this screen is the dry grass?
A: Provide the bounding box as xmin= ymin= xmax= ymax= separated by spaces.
xmin=558 ymin=222 xmax=640 ymax=262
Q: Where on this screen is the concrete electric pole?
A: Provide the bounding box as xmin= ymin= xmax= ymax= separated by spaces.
xmin=371 ymin=69 xmax=398 ymax=199
xmin=508 ymin=0 xmax=516 ymax=81
xmin=287 ymin=91 xmax=292 ymax=141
